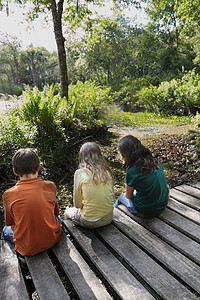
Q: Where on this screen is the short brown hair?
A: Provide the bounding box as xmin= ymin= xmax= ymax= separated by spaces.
xmin=12 ymin=148 xmax=40 ymax=176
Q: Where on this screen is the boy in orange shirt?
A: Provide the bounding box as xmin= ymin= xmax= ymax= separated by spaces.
xmin=1 ymin=148 xmax=63 ymax=258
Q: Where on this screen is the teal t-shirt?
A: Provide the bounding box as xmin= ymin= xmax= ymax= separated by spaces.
xmin=125 ymin=162 xmax=169 ymax=217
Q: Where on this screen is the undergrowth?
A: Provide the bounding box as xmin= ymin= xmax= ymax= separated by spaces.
xmin=100 ymin=104 xmax=192 ymax=127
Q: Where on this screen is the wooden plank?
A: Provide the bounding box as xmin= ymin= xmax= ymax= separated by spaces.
xmin=52 ymin=235 xmax=112 ymax=300
xmin=0 ymin=240 xmax=29 ymax=300
xmin=187 ymin=181 xmax=200 ymax=190
xmin=113 ymin=208 xmax=200 ymax=294
xmin=158 ymin=207 xmax=200 ymax=242
xmin=167 ymin=197 xmax=200 ymax=225
xmin=64 ymin=220 xmax=155 ymax=300
xmin=97 ymin=224 xmax=198 ymax=300
xmin=175 ymin=184 xmax=200 ymax=201
xmin=118 ymin=205 xmax=200 ymax=265
xmin=170 ymin=188 xmax=200 ymax=210
xmin=25 ymin=250 xmax=70 ymax=300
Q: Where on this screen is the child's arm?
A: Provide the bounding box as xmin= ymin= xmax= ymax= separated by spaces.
xmin=125 ymin=184 xmax=134 ymax=200
xmin=3 ymin=194 xmax=15 ymax=226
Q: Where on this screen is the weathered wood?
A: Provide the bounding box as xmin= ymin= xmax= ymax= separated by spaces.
xmin=1 ymin=181 xmax=200 ymax=300
xmin=0 ymin=240 xmax=29 ymax=300
xmin=64 ymin=220 xmax=155 ymax=300
xmin=175 ymin=184 xmax=200 ymax=201
xmin=97 ymin=224 xmax=198 ymax=300
xmin=25 ymin=250 xmax=70 ymax=300
xmin=188 ymin=181 xmax=200 ymax=189
xmin=158 ymin=206 xmax=200 ymax=242
xmin=118 ymin=205 xmax=200 ymax=264
xmin=167 ymin=197 xmax=200 ymax=224
xmin=170 ymin=188 xmax=200 ymax=209
xmin=52 ymin=234 xmax=112 ymax=300
xmin=113 ymin=208 xmax=200 ymax=294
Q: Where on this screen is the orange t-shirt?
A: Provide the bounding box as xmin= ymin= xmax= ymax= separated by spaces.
xmin=3 ymin=177 xmax=63 ymax=256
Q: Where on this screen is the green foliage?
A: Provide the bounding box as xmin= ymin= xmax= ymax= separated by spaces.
xmin=0 ymin=82 xmax=109 ymax=183
xmin=175 ymin=0 xmax=200 ymax=34
xmin=111 ymin=76 xmax=159 ymax=111
xmin=102 ymin=105 xmax=191 ymax=127
xmin=192 ymin=112 xmax=200 ymax=129
xmin=68 ymin=80 xmax=111 ymax=125
xmin=0 ymin=36 xmax=59 ymax=95
xmin=0 ymin=82 xmax=24 ymax=96
xmin=135 ymin=70 xmax=200 ymax=116
xmin=0 ymin=113 xmax=36 ymax=178
xmin=0 ymin=114 xmax=36 ymax=151
xmin=19 ymin=85 xmax=62 ymax=129
xmin=195 ymin=138 xmax=200 ymax=154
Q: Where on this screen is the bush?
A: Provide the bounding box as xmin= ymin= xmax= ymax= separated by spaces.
xmin=68 ymin=80 xmax=111 ymax=125
xmin=136 ymin=69 xmax=200 ymax=116
xmin=111 ymin=76 xmax=160 ymax=112
xmin=192 ymin=112 xmax=200 ymax=129
xmin=0 ymin=82 xmax=24 ymax=96
xmin=0 ymin=81 xmax=110 ymax=184
xmin=0 ymin=114 xmax=36 ymax=180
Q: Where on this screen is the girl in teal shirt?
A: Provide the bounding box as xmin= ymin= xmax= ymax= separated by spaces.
xmin=114 ymin=135 xmax=169 ymax=217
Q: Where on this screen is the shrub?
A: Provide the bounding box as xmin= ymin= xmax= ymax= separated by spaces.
xmin=0 ymin=81 xmax=110 ymax=183
xmin=192 ymin=112 xmax=200 ymax=129
xmin=135 ymin=69 xmax=200 ymax=116
xmin=0 ymin=82 xmax=24 ymax=96
xmin=111 ymin=76 xmax=158 ymax=111
xmin=0 ymin=114 xmax=36 ymax=180
xmin=68 ymin=80 xmax=111 ymax=125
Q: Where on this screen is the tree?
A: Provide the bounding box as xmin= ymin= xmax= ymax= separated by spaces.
xmin=72 ymin=17 xmax=140 ymax=87
xmin=0 ymin=35 xmax=21 ymax=85
xmin=0 ymin=0 xmax=139 ymax=100
xmin=50 ymin=0 xmax=68 ymax=99
xmin=145 ymin=0 xmax=180 ymax=49
xmin=174 ymin=0 xmax=200 ymax=65
xmin=175 ymin=0 xmax=200 ymax=31
xmin=142 ymin=0 xmax=199 ymax=75
xmin=0 ymin=35 xmax=59 ymax=93
xmin=20 ymin=45 xmax=59 ymax=88
xmin=0 ymin=35 xmax=24 ymax=94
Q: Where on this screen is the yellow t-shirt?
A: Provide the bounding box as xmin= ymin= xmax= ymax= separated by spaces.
xmin=3 ymin=177 xmax=63 ymax=256
xmin=73 ymin=168 xmax=114 ymax=219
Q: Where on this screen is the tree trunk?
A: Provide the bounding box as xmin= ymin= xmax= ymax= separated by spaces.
xmin=50 ymin=0 xmax=68 ymax=100
xmin=31 ymin=60 xmax=38 ymax=87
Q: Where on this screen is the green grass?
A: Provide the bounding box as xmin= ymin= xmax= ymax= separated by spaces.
xmin=101 ymin=105 xmax=192 ymax=127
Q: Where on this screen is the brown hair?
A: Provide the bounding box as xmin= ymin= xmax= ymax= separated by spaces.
xmin=79 ymin=142 xmax=113 ymax=184
xmin=12 ymin=148 xmax=40 ymax=177
xmin=118 ymin=135 xmax=159 ymax=174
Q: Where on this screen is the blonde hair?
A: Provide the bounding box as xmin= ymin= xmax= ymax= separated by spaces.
xmin=79 ymin=142 xmax=112 ymax=184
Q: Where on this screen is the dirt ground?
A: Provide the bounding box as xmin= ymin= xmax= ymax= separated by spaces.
xmin=109 ymin=123 xmax=194 ymax=140
xmin=107 ymin=122 xmax=199 ymax=190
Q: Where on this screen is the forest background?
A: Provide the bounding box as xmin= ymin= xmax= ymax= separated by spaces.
xmin=0 ymin=0 xmax=200 ymax=229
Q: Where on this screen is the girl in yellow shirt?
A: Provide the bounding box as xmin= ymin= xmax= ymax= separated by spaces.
xmin=64 ymin=142 xmax=114 ymax=228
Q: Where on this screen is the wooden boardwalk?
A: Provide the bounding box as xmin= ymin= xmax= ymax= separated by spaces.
xmin=1 ymin=181 xmax=200 ymax=299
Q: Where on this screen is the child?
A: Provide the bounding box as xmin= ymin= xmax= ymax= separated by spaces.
xmin=1 ymin=148 xmax=63 ymax=257
xmin=64 ymin=142 xmax=114 ymax=228
xmin=114 ymin=135 xmax=169 ymax=217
